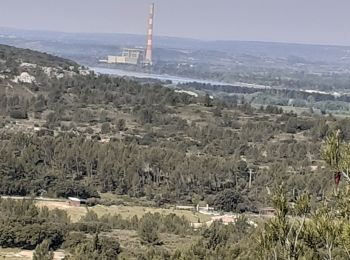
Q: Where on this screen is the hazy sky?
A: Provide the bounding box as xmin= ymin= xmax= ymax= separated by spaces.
xmin=1 ymin=0 xmax=350 ymax=46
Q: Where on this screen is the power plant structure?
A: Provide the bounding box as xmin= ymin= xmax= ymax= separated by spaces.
xmin=107 ymin=48 xmax=145 ymax=65
xmin=144 ymin=3 xmax=155 ymax=65
xmin=104 ymin=3 xmax=155 ymax=66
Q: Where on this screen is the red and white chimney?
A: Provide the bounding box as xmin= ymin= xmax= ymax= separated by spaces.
xmin=144 ymin=3 xmax=154 ymax=65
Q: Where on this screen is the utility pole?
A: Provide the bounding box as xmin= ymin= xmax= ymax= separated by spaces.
xmin=249 ymin=168 xmax=253 ymax=189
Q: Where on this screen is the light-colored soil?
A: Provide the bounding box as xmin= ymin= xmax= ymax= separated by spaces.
xmin=35 ymin=201 xmax=87 ymax=222
xmin=0 ymin=248 xmax=65 ymax=260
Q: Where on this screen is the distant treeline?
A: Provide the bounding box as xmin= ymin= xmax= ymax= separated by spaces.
xmin=179 ymin=81 xmax=350 ymax=103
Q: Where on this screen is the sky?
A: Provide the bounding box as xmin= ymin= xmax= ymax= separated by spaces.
xmin=1 ymin=0 xmax=350 ymax=46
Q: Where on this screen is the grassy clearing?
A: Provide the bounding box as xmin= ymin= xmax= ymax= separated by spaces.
xmin=35 ymin=201 xmax=87 ymax=222
xmin=90 ymin=205 xmax=211 ymax=223
xmin=35 ymin=200 xmax=211 ymax=223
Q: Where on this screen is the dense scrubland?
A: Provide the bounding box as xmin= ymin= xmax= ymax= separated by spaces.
xmin=1 ymin=44 xmax=350 ymax=259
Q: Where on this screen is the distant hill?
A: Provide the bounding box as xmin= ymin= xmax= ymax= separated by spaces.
xmin=0 ymin=44 xmax=84 ymax=104
xmin=1 ymin=27 xmax=350 ymax=65
xmin=0 ymin=44 xmax=78 ymax=68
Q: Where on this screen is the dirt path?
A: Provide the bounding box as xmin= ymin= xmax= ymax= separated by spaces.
xmin=1 ymin=249 xmax=65 ymax=259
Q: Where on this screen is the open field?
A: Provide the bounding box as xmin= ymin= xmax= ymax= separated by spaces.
xmin=35 ymin=200 xmax=211 ymax=223
xmin=35 ymin=201 xmax=88 ymax=222
xmin=91 ymin=204 xmax=211 ymax=223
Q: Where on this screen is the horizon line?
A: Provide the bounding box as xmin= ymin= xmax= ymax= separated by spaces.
xmin=0 ymin=26 xmax=350 ymax=49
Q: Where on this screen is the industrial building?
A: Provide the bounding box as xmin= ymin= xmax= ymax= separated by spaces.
xmin=107 ymin=48 xmax=145 ymax=65
xmin=144 ymin=3 xmax=154 ymax=65
xmin=104 ymin=3 xmax=155 ymax=66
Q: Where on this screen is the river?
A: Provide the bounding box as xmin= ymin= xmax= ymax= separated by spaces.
xmin=91 ymin=67 xmax=270 ymax=89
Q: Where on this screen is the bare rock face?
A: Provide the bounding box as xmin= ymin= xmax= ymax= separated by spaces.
xmin=13 ymin=72 xmax=36 ymax=84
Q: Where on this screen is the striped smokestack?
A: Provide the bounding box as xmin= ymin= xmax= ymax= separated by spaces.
xmin=144 ymin=3 xmax=154 ymax=65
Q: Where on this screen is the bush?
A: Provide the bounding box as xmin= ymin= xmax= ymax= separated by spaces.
xmin=85 ymin=127 xmax=94 ymax=134
xmin=69 ymin=233 xmax=121 ymax=259
xmin=214 ymin=189 xmax=244 ymax=212
xmin=116 ymin=119 xmax=126 ymax=131
xmin=101 ymin=122 xmax=111 ymax=134
xmin=9 ymin=109 xmax=28 ymax=119
xmin=138 ymin=213 xmax=161 ymax=245
xmin=33 ymin=240 xmax=54 ymax=260
xmin=86 ymin=198 xmax=124 ymax=207
xmin=53 ymin=182 xmax=99 ymax=199
xmin=62 ymin=232 xmax=86 ymax=250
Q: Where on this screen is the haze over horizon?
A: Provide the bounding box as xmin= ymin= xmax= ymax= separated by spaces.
xmin=1 ymin=0 xmax=350 ymax=46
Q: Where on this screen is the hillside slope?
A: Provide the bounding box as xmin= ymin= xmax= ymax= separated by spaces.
xmin=0 ymin=44 xmax=340 ymax=213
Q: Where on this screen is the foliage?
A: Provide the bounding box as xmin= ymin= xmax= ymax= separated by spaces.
xmin=322 ymin=129 xmax=350 ymax=182
xmin=0 ymin=199 xmax=67 ymax=249
xmin=256 ymin=186 xmax=309 ymax=260
xmin=214 ymin=189 xmax=244 ymax=212
xmin=322 ymin=129 xmax=342 ymax=171
xmin=3 ymin=44 xmax=350 ymax=259
xmin=138 ymin=213 xmax=161 ymax=245
xmin=68 ymin=233 xmax=121 ymax=260
xmin=255 ymin=186 xmax=350 ymax=259
xmin=33 ymin=240 xmax=54 ymax=260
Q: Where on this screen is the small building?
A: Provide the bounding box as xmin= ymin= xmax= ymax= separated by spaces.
xmin=176 ymin=204 xmax=215 ymax=213
xmin=197 ymin=204 xmax=215 ymax=212
xmin=67 ymin=197 xmax=87 ymax=207
xmin=259 ymin=207 xmax=276 ymax=216
xmin=175 ymin=205 xmax=196 ymax=211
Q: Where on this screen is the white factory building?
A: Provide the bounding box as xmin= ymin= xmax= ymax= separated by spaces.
xmin=102 ymin=3 xmax=154 ymax=66
xmin=107 ymin=48 xmax=145 ymax=65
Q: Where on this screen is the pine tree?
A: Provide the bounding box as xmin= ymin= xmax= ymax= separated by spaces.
xmin=204 ymin=93 xmax=212 ymax=107
xmin=138 ymin=213 xmax=161 ymax=245
xmin=33 ymin=240 xmax=54 ymax=260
